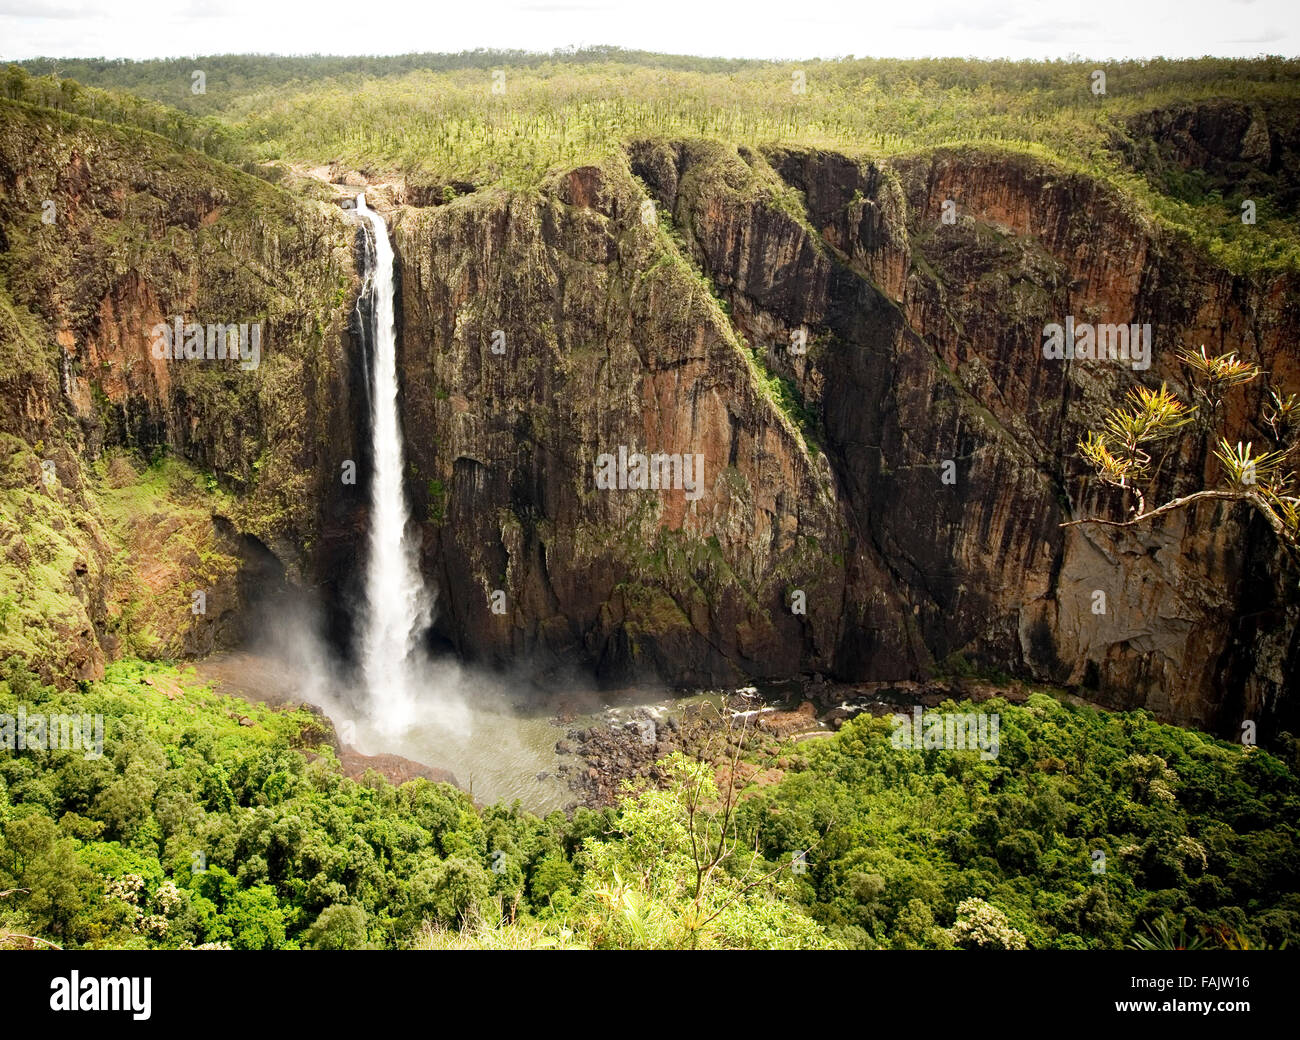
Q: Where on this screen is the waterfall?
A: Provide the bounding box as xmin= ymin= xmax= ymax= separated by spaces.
xmin=355 ymin=194 xmax=431 ymax=732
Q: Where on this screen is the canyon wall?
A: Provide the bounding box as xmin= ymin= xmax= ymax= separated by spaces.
xmin=0 ymin=100 xmax=364 ymax=680
xmin=393 ymin=128 xmax=1300 ymax=735
xmin=2 ymin=96 xmax=1297 ymax=737
xmin=391 ymin=168 xmax=847 ymax=688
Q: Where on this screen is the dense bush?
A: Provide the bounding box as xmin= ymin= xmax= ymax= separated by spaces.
xmin=735 ymin=694 xmax=1300 ymax=949
xmin=2 ymin=659 xmax=1296 ymax=949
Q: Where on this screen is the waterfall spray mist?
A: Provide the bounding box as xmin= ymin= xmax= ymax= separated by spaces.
xmin=356 ymin=194 xmax=431 ymax=733
xmin=203 ymin=194 xmax=554 ymax=803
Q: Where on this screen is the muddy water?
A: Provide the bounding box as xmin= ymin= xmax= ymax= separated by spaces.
xmin=351 ymin=699 xmax=692 ymax=813
xmin=196 ymin=651 xmax=724 ymax=814
xmin=354 ymin=703 xmax=575 ymax=811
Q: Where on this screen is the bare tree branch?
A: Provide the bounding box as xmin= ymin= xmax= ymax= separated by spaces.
xmin=0 ymin=931 xmax=61 ymax=950
xmin=1063 ymin=488 xmax=1294 ymax=546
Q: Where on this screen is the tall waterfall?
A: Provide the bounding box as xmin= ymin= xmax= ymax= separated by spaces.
xmin=356 ymin=194 xmax=430 ymax=732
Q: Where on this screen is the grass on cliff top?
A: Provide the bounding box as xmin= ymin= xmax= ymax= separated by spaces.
xmin=8 ymin=53 xmax=1300 ymax=272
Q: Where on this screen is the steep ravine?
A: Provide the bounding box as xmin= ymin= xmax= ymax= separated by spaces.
xmin=392 ymin=140 xmax=1299 ymax=737
xmin=2 ymin=98 xmax=1297 ymax=740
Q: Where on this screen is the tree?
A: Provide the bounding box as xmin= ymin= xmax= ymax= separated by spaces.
xmin=948 ymin=897 xmax=1028 ymax=950
xmin=304 ymin=904 xmax=368 ymax=950
xmin=2 ymin=64 xmax=29 ymax=102
xmin=576 ymin=734 xmax=831 ymax=950
xmin=1066 ymin=347 xmax=1300 ymax=559
xmin=528 ymin=853 xmax=579 ymax=907
xmin=225 ymin=884 xmax=287 ymax=950
xmin=424 ymin=856 xmax=493 ymax=928
xmin=0 ymin=814 xmax=95 ymax=942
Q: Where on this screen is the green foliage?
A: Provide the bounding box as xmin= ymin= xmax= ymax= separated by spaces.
xmin=425 ymin=478 xmax=446 ymax=523
xmin=1078 ymin=382 xmax=1196 ymax=512
xmin=0 ymin=660 xmax=823 ymax=949
xmin=303 ymin=903 xmax=369 ymax=950
xmin=733 ymin=694 xmax=1300 ymax=949
xmin=746 ymin=346 xmax=821 ymax=452
xmin=568 ymin=754 xmax=829 ymax=949
xmin=2 ymin=660 xmax=1297 ymax=949
xmin=3 ymin=66 xmax=242 ymax=162
xmin=0 ymin=435 xmax=106 ymax=678
xmin=1075 ymin=348 xmax=1300 ymax=552
xmin=13 ymin=52 xmax=1300 ymax=272
xmin=1127 ymin=913 xmax=1210 ymax=950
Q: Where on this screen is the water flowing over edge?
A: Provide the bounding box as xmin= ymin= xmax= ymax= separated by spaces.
xmin=355 ymin=194 xmax=433 ymax=734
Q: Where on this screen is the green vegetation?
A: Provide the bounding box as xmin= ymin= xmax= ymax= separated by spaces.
xmin=0 ymin=660 xmax=823 ymax=949
xmin=0 ymin=429 xmax=247 ymax=680
xmin=7 ymin=51 xmax=1300 ymax=271
xmin=95 ymin=453 xmax=243 ymax=659
xmin=0 ymin=434 xmax=107 ymax=681
xmin=2 ymin=660 xmax=1295 ymax=949
xmin=746 ymin=345 xmax=822 ymax=452
xmin=1 ymin=64 xmax=242 ymax=162
xmin=738 ymin=695 xmax=1299 ymax=949
xmin=425 ymin=478 xmax=447 ymax=524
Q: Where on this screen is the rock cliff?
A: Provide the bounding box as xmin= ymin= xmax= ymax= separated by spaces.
xmin=392 ymin=133 xmax=1299 ymax=735
xmin=0 ymin=100 xmax=364 ymax=681
xmin=3 ymin=97 xmax=1296 ymax=737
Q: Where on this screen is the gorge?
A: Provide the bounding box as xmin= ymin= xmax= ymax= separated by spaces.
xmin=2 ymin=93 xmax=1299 ymax=747
xmin=1 ymin=50 xmax=1299 ymax=954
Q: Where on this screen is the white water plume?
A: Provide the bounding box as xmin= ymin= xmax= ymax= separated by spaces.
xmin=355 ymin=193 xmax=442 ymax=735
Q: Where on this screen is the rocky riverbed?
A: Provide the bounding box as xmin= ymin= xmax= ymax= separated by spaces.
xmin=553 ymin=676 xmax=1036 ymax=807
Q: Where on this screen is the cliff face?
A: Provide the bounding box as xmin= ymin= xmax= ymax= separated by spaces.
xmin=1119 ymin=98 xmax=1300 ymax=212
xmin=394 ymin=136 xmax=1299 ymax=734
xmin=3 ymin=97 xmax=1297 ymax=737
xmin=762 ymin=142 xmax=1300 ymax=733
xmin=0 ymin=101 xmax=364 ymax=682
xmin=391 ymin=165 xmax=846 ymax=687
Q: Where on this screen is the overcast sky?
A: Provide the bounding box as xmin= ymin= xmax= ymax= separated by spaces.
xmin=1 ymin=0 xmax=1296 ymax=62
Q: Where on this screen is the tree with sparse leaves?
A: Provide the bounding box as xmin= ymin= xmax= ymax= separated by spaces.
xmin=1066 ymin=346 xmax=1300 ymax=561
